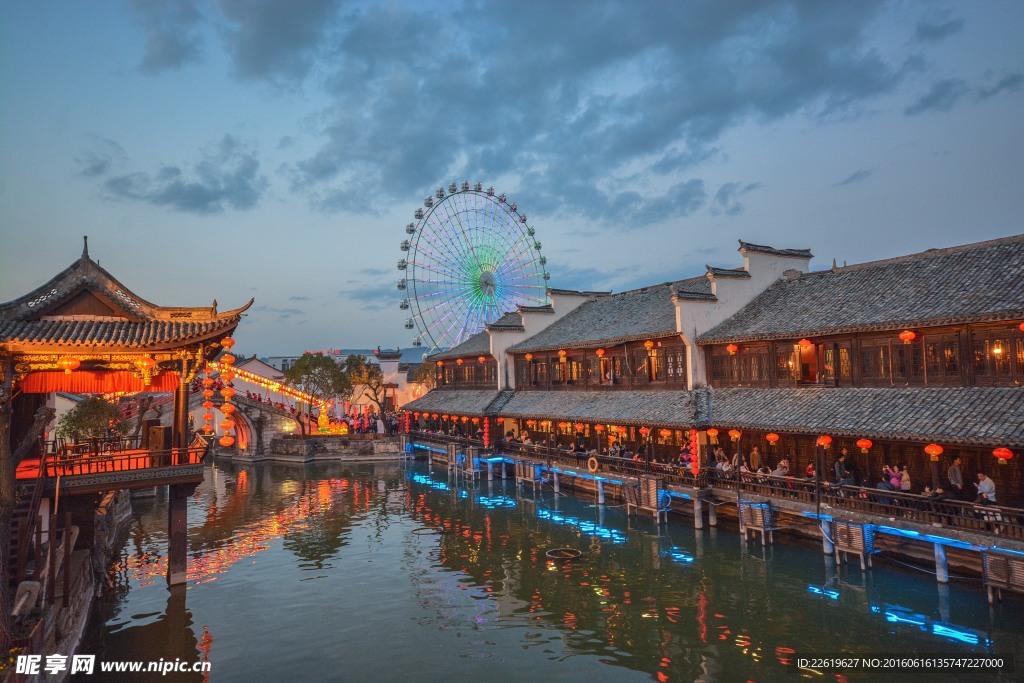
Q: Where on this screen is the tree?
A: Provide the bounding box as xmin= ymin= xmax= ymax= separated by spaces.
xmin=344 ymin=355 xmax=387 ymax=414
xmin=407 ymin=362 xmax=435 ymax=392
xmin=55 ymin=395 xmax=128 ymax=441
xmin=283 ymin=353 xmax=352 ymax=437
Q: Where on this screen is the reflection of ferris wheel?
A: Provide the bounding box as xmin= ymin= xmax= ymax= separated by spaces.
xmin=398 ymin=182 xmax=549 ymax=351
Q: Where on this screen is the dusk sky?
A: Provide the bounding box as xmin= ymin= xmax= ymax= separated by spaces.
xmin=2 ymin=1 xmax=1022 ymax=356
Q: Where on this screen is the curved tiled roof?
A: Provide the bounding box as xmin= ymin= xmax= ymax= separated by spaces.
xmin=403 ymin=389 xmax=499 ymax=415
xmin=424 ymin=330 xmax=492 ymax=362
xmin=708 ymin=386 xmax=1024 ymax=448
xmin=499 ymin=390 xmax=698 ymax=427
xmin=700 ymin=234 xmax=1024 ymax=343
xmin=507 ymin=277 xmax=710 ymax=353
xmin=0 ymin=319 xmax=242 ymax=349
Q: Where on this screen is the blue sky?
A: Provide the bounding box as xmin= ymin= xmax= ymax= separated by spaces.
xmin=1 ymin=0 xmax=1022 ymax=355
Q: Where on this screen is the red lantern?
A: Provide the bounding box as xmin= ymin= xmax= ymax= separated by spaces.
xmin=202 ymin=401 xmax=214 ymax=409
xmin=558 ymin=349 xmax=567 ymax=359
xmin=1020 ymin=322 xmax=1024 ymax=333
xmin=595 ymin=348 xmax=605 ymax=358
xmin=639 ymin=427 xmax=651 ymax=437
xmin=56 ymin=356 xmax=80 ymax=374
xmin=643 ymin=340 xmax=654 ymax=351
xmin=203 ymin=378 xmax=215 ymax=388
xmin=765 ymin=433 xmax=780 ymax=446
xmin=706 ymin=428 xmax=719 ymax=443
xmin=220 ymin=418 xmax=236 ymax=431
xmin=798 ymin=339 xmax=813 ymax=350
xmin=436 ymin=360 xmax=444 ymax=367
xmin=202 ymin=425 xmax=214 ymax=434
xmin=924 ymin=443 xmax=943 ymax=461
xmin=471 ymin=417 xmax=480 ymax=424
xmin=221 ymin=369 xmax=236 ymax=382
xmin=575 ymin=423 xmax=585 ymax=431
xmin=219 ymin=435 xmax=235 ymax=447
xmin=202 ymin=412 xmax=214 ymax=422
xmin=993 ymin=447 xmax=1014 ymax=464
xmin=728 ymin=429 xmax=741 ymax=442
xmin=726 ymin=344 xmax=739 ymax=355
xmin=816 ymin=435 xmax=833 ymax=448
xmin=220 ymin=387 xmax=236 ymax=399
xmin=525 ymin=353 xmax=533 ymax=361
xmin=594 ymin=424 xmax=605 ymax=433
xmin=135 ymin=356 xmax=156 ymax=371
xmin=898 ymin=330 xmax=916 ymax=345
xmin=659 ymin=429 xmax=672 ymax=439
xmin=220 ymin=353 xmax=236 ymax=366
xmin=413 ymin=412 xmax=420 ymax=419
xmin=220 ymin=403 xmax=237 ymax=415
xmin=203 ymin=389 xmax=214 ymax=399
xmin=457 ymin=358 xmax=464 ymax=365
xmin=478 ymin=356 xmax=487 ymax=363
xmin=220 ymin=336 xmax=235 ymax=349
xmin=856 ymin=438 xmax=873 ymax=453
xmin=431 ymin=413 xmax=439 ymax=419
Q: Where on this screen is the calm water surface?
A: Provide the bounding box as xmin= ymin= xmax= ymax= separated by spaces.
xmin=76 ymin=459 xmax=1023 ymax=682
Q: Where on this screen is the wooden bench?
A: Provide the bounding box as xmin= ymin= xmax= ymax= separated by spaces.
xmin=740 ymin=501 xmax=779 ymax=545
xmin=832 ymin=521 xmax=875 ymax=570
xmin=982 ymin=551 xmax=1024 ymax=604
xmin=515 ymin=461 xmax=541 ymax=492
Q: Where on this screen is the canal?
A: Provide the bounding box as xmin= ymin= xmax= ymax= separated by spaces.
xmin=75 ymin=459 xmax=1023 ymax=681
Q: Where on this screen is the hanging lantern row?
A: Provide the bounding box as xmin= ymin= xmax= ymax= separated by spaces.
xmin=218 ymin=337 xmax=237 ymax=448
xmin=201 ymin=376 xmax=215 ymax=435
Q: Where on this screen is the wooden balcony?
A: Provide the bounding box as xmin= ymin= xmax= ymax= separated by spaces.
xmin=16 ymin=437 xmax=209 ymax=495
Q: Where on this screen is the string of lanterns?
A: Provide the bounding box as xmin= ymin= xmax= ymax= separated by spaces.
xmin=217 ymin=337 xmax=237 ymax=448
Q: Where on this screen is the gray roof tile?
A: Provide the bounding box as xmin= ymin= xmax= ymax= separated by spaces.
xmin=508 ymin=277 xmax=710 ymax=353
xmin=700 ymin=234 xmax=1024 ymax=342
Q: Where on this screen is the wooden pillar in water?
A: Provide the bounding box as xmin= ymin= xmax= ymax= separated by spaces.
xmin=553 ymin=471 xmax=559 ymax=494
xmin=487 ymin=461 xmax=494 ymax=481
xmin=693 ymin=498 xmax=704 ymax=529
xmin=707 ymin=500 xmax=717 ymax=527
xmin=934 ymin=543 xmax=949 ymax=584
xmin=821 ymin=520 xmax=834 ymax=555
xmin=596 ymin=479 xmax=604 ymax=505
xmin=167 ymin=483 xmax=196 ymax=585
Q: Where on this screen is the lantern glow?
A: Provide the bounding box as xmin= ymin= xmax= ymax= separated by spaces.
xmin=856 ymin=438 xmax=873 ymax=453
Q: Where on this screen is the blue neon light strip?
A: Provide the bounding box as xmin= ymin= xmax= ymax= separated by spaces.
xmin=536 ymin=506 xmax=627 ymax=544
xmin=662 ymin=546 xmax=695 ymax=564
xmin=806 ymin=585 xmax=839 ymax=600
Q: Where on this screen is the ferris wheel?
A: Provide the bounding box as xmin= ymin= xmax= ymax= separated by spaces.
xmin=398 ymin=182 xmax=549 ymax=351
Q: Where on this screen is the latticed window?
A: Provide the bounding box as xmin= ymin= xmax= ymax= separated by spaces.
xmin=860 ymin=341 xmax=890 ymax=380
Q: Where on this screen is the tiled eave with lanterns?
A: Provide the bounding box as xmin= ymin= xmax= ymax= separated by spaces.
xmin=708 ymin=386 xmax=1024 ymax=449
xmin=698 ymin=234 xmax=1024 ymax=344
xmin=497 ymin=390 xmax=698 ymax=427
xmin=403 ymin=389 xmax=500 ymax=417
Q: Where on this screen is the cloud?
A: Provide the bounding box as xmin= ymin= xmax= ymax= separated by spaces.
xmin=977 ymin=72 xmax=1023 ymax=101
xmin=288 ymin=295 xmax=310 ymax=301
xmin=904 ymin=78 xmax=970 ymax=115
xmin=278 ymin=1 xmax=905 ymax=226
xmin=75 ymin=136 xmax=127 ymax=177
xmin=102 ymin=135 xmax=268 ymax=214
xmin=254 ymin=305 xmax=305 ymax=320
xmin=217 ymin=0 xmax=342 ymax=82
xmin=913 ymin=16 xmax=964 ymax=43
xmin=129 ymin=0 xmax=205 ymax=73
xmin=338 ymin=280 xmax=397 ymax=312
xmin=711 ymin=182 xmax=762 ymax=216
xmin=835 ymin=169 xmax=872 ymax=187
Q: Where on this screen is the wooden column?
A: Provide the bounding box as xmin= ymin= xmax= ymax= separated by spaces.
xmin=172 ymin=374 xmax=189 ymax=453
xmin=167 ymin=483 xmax=194 ymax=586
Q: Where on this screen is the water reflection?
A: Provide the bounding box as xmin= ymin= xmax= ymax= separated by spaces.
xmin=77 ymin=460 xmax=1023 ymax=682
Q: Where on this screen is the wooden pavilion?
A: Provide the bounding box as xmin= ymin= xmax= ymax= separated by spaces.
xmin=1 ymin=237 xmax=251 ymax=585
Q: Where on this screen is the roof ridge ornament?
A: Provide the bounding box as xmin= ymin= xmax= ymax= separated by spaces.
xmin=82 ymin=235 xmax=89 ymax=259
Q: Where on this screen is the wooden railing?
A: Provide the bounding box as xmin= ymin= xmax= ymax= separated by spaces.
xmin=409 ymin=431 xmax=1023 ymax=540
xmin=44 ymin=444 xmax=208 ymax=477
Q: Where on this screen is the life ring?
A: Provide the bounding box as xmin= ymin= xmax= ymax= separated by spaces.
xmin=587 ymin=457 xmax=599 ymax=473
